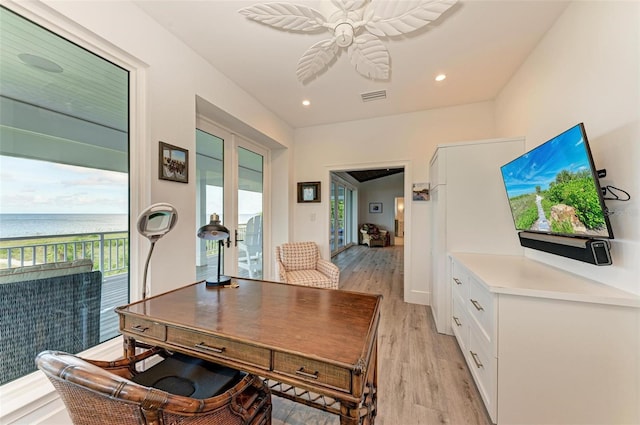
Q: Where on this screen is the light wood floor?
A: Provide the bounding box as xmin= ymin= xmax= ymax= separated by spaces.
xmin=271 ymin=245 xmax=492 ymax=425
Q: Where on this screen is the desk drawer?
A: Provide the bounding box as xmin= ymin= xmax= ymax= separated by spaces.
xmin=167 ymin=326 xmax=271 ymax=369
xmin=122 ymin=316 xmax=166 ymax=341
xmin=273 ymin=352 xmax=351 ymax=392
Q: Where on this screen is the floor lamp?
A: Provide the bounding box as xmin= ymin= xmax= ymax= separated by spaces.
xmin=197 ymin=213 xmax=231 ymax=286
xmin=137 ymin=203 xmax=178 ymax=300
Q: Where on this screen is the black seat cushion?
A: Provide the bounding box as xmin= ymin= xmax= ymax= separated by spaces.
xmin=132 ymin=352 xmax=242 ymax=399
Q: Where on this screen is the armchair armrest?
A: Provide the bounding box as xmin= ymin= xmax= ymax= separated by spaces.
xmin=275 ymin=258 xmax=287 ymax=282
xmin=317 ymin=259 xmax=339 ymax=289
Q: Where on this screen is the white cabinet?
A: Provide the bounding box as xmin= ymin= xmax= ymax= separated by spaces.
xmin=450 ymin=253 xmax=640 ymax=425
xmin=429 ymin=138 xmax=524 ymax=335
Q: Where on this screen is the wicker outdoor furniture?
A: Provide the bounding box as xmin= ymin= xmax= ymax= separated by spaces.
xmin=36 ymin=348 xmax=272 ymax=425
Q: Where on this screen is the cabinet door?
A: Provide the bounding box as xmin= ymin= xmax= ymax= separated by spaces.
xmin=430 ymin=186 xmax=450 ymax=334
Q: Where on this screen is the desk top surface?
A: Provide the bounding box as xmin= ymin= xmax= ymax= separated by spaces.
xmin=117 ymin=279 xmax=382 ymax=366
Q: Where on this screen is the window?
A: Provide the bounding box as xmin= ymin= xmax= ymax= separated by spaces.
xmin=0 ymin=7 xmax=129 ymax=385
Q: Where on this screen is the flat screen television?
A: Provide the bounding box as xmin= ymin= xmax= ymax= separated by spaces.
xmin=500 ymin=123 xmax=614 ymax=239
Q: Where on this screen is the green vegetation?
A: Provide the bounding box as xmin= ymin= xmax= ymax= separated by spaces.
xmin=547 ymin=170 xmax=605 ymax=230
xmin=508 ymin=169 xmax=605 ymax=233
xmin=508 ymin=193 xmax=538 ymax=229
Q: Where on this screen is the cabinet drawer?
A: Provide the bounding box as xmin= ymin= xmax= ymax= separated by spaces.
xmin=467 ymin=275 xmax=496 ymax=347
xmin=273 ymin=352 xmax=352 ymax=393
xmin=122 ymin=316 xmax=166 ymax=341
xmin=467 ymin=331 xmax=497 ymax=423
xmin=451 ymin=260 xmax=468 ymax=301
xmin=167 ymin=326 xmax=271 ymax=369
xmin=451 ymin=294 xmax=469 ymax=351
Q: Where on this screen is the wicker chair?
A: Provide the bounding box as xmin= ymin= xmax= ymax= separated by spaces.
xmin=36 ymin=348 xmax=271 ymax=425
xmin=275 ymin=241 xmax=339 ymax=289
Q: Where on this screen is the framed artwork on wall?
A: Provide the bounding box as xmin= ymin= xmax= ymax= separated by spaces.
xmin=159 ymin=141 xmax=188 ymax=183
xmin=369 ymin=202 xmax=382 ymax=213
xmin=297 ymin=181 xmax=321 ymax=203
xmin=412 ymin=182 xmax=430 ymax=201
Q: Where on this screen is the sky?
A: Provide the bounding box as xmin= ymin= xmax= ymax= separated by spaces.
xmin=0 ymin=156 xmax=128 ymax=214
xmin=0 ymin=155 xmax=263 ymax=222
xmin=500 ymin=124 xmax=595 ymax=198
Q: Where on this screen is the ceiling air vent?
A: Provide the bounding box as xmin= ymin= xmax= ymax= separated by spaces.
xmin=361 ymin=90 xmax=387 ymax=102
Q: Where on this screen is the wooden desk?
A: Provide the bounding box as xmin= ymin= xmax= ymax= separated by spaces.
xmin=116 ymin=279 xmax=381 ymax=425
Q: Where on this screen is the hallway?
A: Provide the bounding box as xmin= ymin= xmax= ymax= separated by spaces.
xmin=271 ymin=245 xmax=491 ymax=425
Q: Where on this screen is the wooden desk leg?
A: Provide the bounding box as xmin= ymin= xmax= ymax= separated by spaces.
xmin=123 ymin=336 xmax=136 ymax=357
xmin=340 ymin=342 xmax=378 ymax=425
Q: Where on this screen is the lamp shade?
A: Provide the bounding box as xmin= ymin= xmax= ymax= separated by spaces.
xmin=197 ymin=213 xmax=231 ymax=286
xmin=197 ymin=213 xmax=230 ymax=240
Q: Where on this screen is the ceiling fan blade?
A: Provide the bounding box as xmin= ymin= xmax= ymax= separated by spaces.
xmin=331 ymin=0 xmax=369 ymax=12
xmin=239 ymin=3 xmax=327 ymax=32
xmin=347 ymin=34 xmax=389 ymax=80
xmin=296 ymin=39 xmax=339 ymax=83
xmin=365 ymin=0 xmax=457 ymax=37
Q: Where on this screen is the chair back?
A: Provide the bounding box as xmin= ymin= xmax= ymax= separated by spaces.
xmin=36 ymin=350 xmax=271 ymax=425
xmin=276 ymin=242 xmax=319 ymax=271
xmin=244 ymin=215 xmax=263 ymax=253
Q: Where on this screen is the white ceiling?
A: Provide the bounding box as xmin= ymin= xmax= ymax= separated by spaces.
xmin=134 ymin=0 xmax=569 ymax=129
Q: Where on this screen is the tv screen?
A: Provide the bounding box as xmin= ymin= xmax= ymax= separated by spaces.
xmin=500 ymin=123 xmax=614 ymax=239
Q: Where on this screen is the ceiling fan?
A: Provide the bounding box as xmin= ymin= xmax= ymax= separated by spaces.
xmin=239 ymin=0 xmax=457 ymax=83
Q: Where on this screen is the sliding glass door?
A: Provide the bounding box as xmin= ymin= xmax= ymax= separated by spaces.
xmin=330 ymin=176 xmax=355 ymax=256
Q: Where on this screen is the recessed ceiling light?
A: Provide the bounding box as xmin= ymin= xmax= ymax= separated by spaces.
xmin=435 ymin=74 xmax=446 ymax=82
xmin=302 ymin=99 xmax=311 ymax=107
xmin=18 ymin=53 xmax=63 ymax=73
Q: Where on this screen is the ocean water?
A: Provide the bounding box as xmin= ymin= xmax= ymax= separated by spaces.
xmin=0 ymin=214 xmax=129 ymax=238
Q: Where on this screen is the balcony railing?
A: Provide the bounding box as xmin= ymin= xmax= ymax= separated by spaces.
xmin=0 ymin=232 xmax=128 ymax=275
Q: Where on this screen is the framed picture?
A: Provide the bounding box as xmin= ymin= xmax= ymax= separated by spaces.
xmin=412 ymin=182 xmax=430 ymax=201
xmin=159 ymin=142 xmax=188 ymax=183
xmin=369 ymin=202 xmax=382 ymax=213
xmin=297 ymin=181 xmax=321 ymax=203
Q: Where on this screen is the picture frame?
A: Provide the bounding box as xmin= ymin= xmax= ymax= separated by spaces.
xmin=412 ymin=182 xmax=430 ymax=201
xmin=159 ymin=141 xmax=188 ymax=183
xmin=369 ymin=202 xmax=382 ymax=213
xmin=297 ymin=181 xmax=321 ymax=203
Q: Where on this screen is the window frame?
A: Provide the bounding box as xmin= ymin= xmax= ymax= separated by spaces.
xmin=0 ymin=1 xmax=147 ymax=420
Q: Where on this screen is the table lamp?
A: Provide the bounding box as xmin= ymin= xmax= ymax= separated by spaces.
xmin=197 ymin=213 xmax=231 ymax=286
xmin=137 ymin=203 xmax=178 ymax=300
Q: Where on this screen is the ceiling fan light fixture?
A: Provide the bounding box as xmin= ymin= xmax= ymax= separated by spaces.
xmin=334 ymin=22 xmax=354 ymax=48
xmin=239 ymin=0 xmax=457 ymax=83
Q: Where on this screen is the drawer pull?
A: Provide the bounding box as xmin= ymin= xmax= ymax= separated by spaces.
xmin=453 ymin=277 xmax=463 ymax=285
xmin=470 ymin=351 xmax=484 ymax=369
xmin=295 ymin=367 xmax=319 ymax=380
xmin=470 ymin=299 xmax=484 ymax=311
xmin=453 ymin=316 xmax=462 ymax=327
xmin=131 ymin=325 xmax=149 ymax=333
xmin=194 ymin=342 xmax=226 ymax=353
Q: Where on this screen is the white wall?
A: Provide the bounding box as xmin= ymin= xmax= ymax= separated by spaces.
xmin=358 ymin=173 xmax=404 ymax=238
xmin=293 ymin=102 xmax=496 ymax=303
xmin=495 ymin=1 xmax=640 ymax=295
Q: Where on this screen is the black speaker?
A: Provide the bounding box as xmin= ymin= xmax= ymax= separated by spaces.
xmin=518 ymin=232 xmax=612 ymax=266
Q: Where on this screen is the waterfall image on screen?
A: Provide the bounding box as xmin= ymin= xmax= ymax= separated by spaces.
xmin=500 ymin=123 xmax=613 ymax=239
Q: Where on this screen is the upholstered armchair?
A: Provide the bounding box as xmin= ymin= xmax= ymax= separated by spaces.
xmin=360 ymin=223 xmax=389 ymax=247
xmin=274 ymin=242 xmax=339 ymax=289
